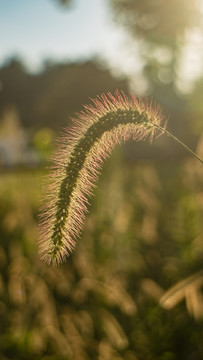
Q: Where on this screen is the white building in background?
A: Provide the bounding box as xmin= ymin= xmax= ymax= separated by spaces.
xmin=0 ymin=106 xmax=38 ymax=167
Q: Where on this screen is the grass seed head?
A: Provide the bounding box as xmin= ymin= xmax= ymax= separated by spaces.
xmin=39 ymin=90 xmax=165 ymax=265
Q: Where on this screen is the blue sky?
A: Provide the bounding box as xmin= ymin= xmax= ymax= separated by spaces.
xmin=0 ymin=0 xmax=138 ymax=74
xmin=1 ymin=0 xmax=202 ymax=93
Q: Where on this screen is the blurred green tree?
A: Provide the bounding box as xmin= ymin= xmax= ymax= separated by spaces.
xmin=107 ymin=0 xmax=203 ymax=158
xmin=108 ymin=0 xmax=202 ymax=93
xmin=0 ymin=58 xmax=128 ymax=130
xmin=52 ymin=0 xmax=73 ymax=8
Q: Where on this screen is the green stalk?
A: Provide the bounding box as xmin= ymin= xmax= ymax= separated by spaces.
xmin=152 ymin=123 xmax=203 ymax=164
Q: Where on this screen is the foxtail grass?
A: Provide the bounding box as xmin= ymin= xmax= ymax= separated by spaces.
xmin=39 ymin=90 xmax=203 ymax=265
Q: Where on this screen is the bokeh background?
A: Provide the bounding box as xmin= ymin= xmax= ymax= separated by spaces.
xmin=0 ymin=0 xmax=203 ymax=359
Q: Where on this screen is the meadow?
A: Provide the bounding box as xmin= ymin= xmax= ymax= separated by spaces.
xmin=0 ymin=144 xmax=203 ymax=359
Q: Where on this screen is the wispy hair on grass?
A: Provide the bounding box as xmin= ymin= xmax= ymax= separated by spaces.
xmin=39 ymin=90 xmax=202 ymax=265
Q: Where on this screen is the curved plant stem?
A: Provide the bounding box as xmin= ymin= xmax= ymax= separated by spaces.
xmin=152 ymin=122 xmax=203 ymax=164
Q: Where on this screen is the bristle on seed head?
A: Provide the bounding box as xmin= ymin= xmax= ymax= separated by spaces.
xmin=39 ymin=90 xmax=165 ymax=265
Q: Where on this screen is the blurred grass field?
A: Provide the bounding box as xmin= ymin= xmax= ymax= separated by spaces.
xmin=0 ymin=146 xmax=203 ymax=360
xmin=1 ymin=0 xmax=203 ymax=358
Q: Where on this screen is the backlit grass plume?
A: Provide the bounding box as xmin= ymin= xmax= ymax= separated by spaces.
xmin=39 ymin=90 xmax=203 ymax=265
